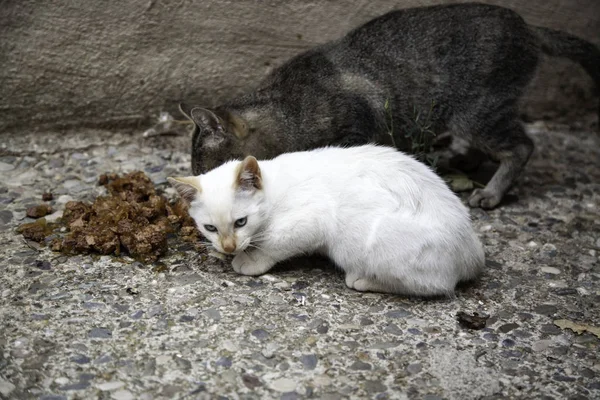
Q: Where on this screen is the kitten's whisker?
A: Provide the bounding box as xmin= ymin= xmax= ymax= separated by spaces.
xmin=247 ymin=243 xmax=266 ymax=252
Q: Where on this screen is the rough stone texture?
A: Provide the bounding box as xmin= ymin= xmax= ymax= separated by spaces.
xmin=0 ymin=0 xmax=599 ymax=133
xmin=0 ymin=121 xmax=599 ymax=399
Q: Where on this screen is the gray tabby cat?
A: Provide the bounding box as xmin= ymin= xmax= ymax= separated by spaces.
xmin=180 ymin=2 xmax=599 ymax=209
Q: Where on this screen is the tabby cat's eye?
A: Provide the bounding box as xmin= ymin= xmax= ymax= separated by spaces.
xmin=234 ymin=217 xmax=247 ymax=228
xmin=204 ymin=224 xmax=217 ymax=232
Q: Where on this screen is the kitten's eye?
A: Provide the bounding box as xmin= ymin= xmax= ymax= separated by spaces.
xmin=204 ymin=224 xmax=217 ymax=232
xmin=234 ymin=217 xmax=247 ymax=228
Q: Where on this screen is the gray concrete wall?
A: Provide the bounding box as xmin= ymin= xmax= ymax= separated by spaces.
xmin=1 ymin=0 xmax=599 ymax=133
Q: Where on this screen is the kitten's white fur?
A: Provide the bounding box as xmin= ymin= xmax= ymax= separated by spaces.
xmin=171 ymin=145 xmax=484 ymax=296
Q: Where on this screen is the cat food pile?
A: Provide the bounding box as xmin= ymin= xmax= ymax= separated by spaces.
xmin=17 ymin=171 xmax=200 ymax=262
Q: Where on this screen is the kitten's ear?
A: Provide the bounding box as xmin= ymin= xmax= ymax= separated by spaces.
xmin=235 ymin=156 xmax=262 ymax=191
xmin=167 ymin=176 xmax=202 ymax=203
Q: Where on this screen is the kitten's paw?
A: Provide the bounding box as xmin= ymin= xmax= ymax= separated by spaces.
xmin=232 ymin=251 xmax=273 ymax=276
xmin=232 ymin=252 xmax=250 ymax=274
xmin=352 ymin=278 xmax=389 ymax=293
xmin=345 ymin=273 xmax=360 ymax=289
xmin=240 ymin=263 xmax=272 ymax=276
xmin=468 ymin=188 xmax=501 ymax=209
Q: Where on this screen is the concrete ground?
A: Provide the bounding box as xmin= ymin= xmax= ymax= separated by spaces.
xmin=0 ymin=121 xmax=599 ymax=400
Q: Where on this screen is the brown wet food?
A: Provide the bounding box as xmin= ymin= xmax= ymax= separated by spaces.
xmin=17 ymin=218 xmax=56 ymax=242
xmin=18 ymin=171 xmax=202 ymax=263
xmin=26 ymin=204 xmax=53 ymax=218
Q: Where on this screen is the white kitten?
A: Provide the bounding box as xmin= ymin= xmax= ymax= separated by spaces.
xmin=168 ymin=145 xmax=484 ymax=296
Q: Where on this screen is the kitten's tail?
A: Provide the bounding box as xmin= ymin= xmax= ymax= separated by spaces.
xmin=531 ymin=26 xmax=600 ymax=129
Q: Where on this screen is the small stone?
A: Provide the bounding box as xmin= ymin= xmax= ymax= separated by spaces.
xmin=501 ymin=350 xmax=522 ymax=358
xmin=39 ymin=396 xmax=67 ymax=400
xmin=215 ymin=357 xmax=232 ymax=368
xmin=553 ymin=288 xmax=577 ymax=296
xmin=0 ymin=161 xmax=15 ymax=172
xmin=251 ymin=329 xmax=270 ymax=340
xmin=147 ymin=304 xmax=164 ymax=318
xmin=513 ymin=330 xmax=532 ymax=339
xmin=71 ymin=354 xmax=91 ymax=364
xmin=498 ymin=323 xmax=519 ymax=333
xmin=300 ymin=354 xmax=318 ymax=370
xmin=364 ymin=380 xmax=387 ymax=394
xmin=242 ymin=373 xmax=262 ymax=389
xmin=534 ymin=304 xmax=557 ymax=316
xmin=79 ymin=373 xmax=96 ymax=382
xmin=587 ymin=382 xmax=600 ymax=390
xmin=541 ymin=243 xmax=557 ymax=257
xmin=42 ymin=192 xmax=54 ymax=201
xmin=88 ymin=328 xmax=112 ymax=339
xmin=291 ymin=281 xmax=309 ymax=290
xmin=384 ymin=324 xmax=403 ymax=335
xmin=406 ymin=363 xmax=422 ymax=375
xmin=63 ymin=179 xmax=82 ymax=189
xmin=203 ymin=308 xmax=221 ymax=321
xmin=350 ymin=360 xmax=372 ymax=370
xmin=222 ymin=340 xmax=239 ymax=352
xmin=540 ymin=324 xmax=562 ymax=335
xmin=94 ymin=354 xmax=113 ymax=364
xmin=55 ymin=378 xmax=69 ymax=385
xmin=360 ymin=317 xmax=374 ymax=326
xmin=35 ymin=260 xmax=52 ymax=270
xmin=60 ymin=381 xmax=90 ymax=391
xmin=130 ymin=310 xmax=144 ymax=319
xmin=280 ymin=392 xmax=300 ymax=400
xmin=112 ymin=389 xmax=134 ymax=400
xmin=517 ymin=312 xmax=534 ymax=321
xmin=83 ymin=302 xmax=105 ymax=310
xmin=261 ymin=343 xmax=278 ymax=359
xmin=175 ymin=357 xmax=191 ymax=372
xmin=541 ymin=266 xmax=561 ymax=275
xmin=0 ymin=210 xmax=13 ymax=224
xmin=271 ymin=378 xmax=296 ymax=392
xmin=0 ymin=378 xmax=16 ymax=396
xmin=44 ymin=210 xmax=63 ymax=223
xmin=386 ymin=309 xmax=411 ymax=319
xmin=96 ymin=381 xmax=125 ymax=391
xmin=552 ymin=374 xmax=576 ymax=382
xmin=56 ymin=195 xmax=74 ymax=204
xmin=274 ymin=281 xmax=290 ymax=289
xmin=579 ymin=367 xmax=595 ymax=379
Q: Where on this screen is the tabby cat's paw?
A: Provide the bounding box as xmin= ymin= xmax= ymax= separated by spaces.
xmin=468 ymin=188 xmax=501 ymax=209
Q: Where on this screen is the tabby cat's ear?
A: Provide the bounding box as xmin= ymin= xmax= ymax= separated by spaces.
xmin=167 ymin=176 xmax=202 ymax=203
xmin=217 ymin=110 xmax=249 ymax=140
xmin=235 ymin=156 xmax=262 ymax=191
xmin=189 ymin=107 xmax=224 ymax=134
xmin=178 ymin=103 xmax=201 ymax=138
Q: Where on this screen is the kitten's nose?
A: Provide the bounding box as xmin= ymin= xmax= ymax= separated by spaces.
xmin=221 ymin=236 xmax=236 ymax=253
